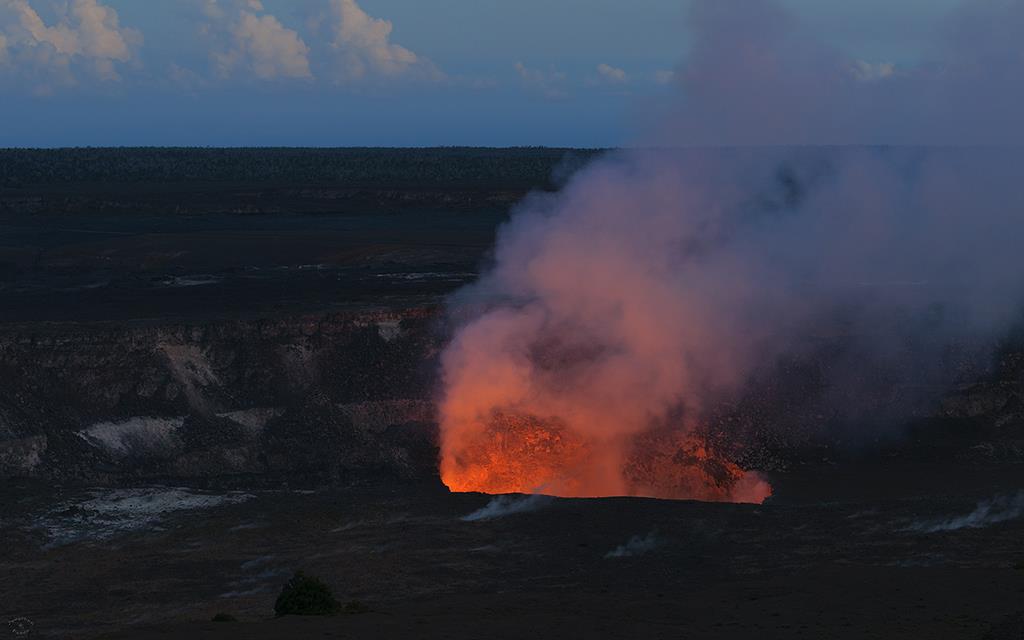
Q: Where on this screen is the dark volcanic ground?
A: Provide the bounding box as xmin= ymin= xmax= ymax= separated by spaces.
xmin=0 ymin=209 xmax=502 ymax=323
xmin=2 ymin=155 xmax=1024 ymax=639
xmin=1 ymin=467 xmax=1022 ymax=640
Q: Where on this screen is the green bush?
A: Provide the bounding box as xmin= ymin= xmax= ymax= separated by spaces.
xmin=274 ymin=571 xmax=342 ymax=617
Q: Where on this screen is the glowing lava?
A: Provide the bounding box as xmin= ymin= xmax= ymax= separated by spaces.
xmin=440 ymin=412 xmax=772 ymax=504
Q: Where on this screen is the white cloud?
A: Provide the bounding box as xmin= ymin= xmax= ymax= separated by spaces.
xmin=318 ymin=0 xmax=441 ymax=84
xmin=654 ymin=69 xmax=675 ymax=85
xmin=514 ymin=61 xmax=567 ymax=99
xmin=221 ymin=12 xmax=312 ymax=79
xmin=67 ymin=0 xmax=136 ymax=61
xmin=851 ymin=60 xmax=897 ymax=82
xmin=167 ymin=61 xmax=205 ymax=91
xmin=202 ymin=0 xmax=312 ymax=80
xmin=199 ymin=0 xmax=437 ymax=85
xmin=596 ymin=62 xmax=627 ymax=84
xmin=0 ymin=0 xmax=141 ymax=88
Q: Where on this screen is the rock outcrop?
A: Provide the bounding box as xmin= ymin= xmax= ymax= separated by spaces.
xmin=0 ymin=308 xmax=443 ymax=486
xmin=3 ymin=307 xmax=1023 ymax=487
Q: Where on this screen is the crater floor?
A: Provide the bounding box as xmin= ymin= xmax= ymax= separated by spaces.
xmin=2 ymin=464 xmax=1022 ymax=639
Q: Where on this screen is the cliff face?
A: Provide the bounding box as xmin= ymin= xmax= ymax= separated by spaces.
xmin=930 ymin=348 xmax=1024 ymax=463
xmin=3 ymin=305 xmax=1022 ymax=487
xmin=0 ymin=308 xmax=444 ymax=485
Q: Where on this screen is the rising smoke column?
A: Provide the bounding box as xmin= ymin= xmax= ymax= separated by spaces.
xmin=439 ymin=0 xmax=1024 ymax=502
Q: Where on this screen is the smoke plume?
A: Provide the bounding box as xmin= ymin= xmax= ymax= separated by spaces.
xmin=439 ymin=0 xmax=1024 ymax=501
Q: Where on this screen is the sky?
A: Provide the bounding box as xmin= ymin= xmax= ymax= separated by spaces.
xmin=0 ymin=0 xmax=970 ymax=147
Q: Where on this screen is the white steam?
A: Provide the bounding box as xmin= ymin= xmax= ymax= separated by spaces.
xmin=439 ymin=0 xmax=1024 ymax=499
xmin=605 ymin=531 xmax=660 ymax=558
xmin=460 ymin=494 xmax=553 ymax=522
xmin=909 ymin=492 xmax=1024 ymax=533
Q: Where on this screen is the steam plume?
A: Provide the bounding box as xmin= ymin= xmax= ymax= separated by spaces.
xmin=439 ymin=0 xmax=1024 ymax=501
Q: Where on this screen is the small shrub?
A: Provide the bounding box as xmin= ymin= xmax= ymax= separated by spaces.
xmin=274 ymin=571 xmax=342 ymax=617
xmin=211 ymin=613 xmax=238 ymax=622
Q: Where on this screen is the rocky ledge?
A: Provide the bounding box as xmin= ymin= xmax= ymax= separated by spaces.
xmin=3 ymin=307 xmax=1023 ymax=488
xmin=0 ymin=308 xmax=444 ymax=486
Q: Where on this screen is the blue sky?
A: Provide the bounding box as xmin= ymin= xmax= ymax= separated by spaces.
xmin=0 ymin=0 xmax=967 ymax=147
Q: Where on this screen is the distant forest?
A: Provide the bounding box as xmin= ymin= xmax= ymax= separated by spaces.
xmin=0 ymin=147 xmax=605 ymax=215
xmin=0 ymin=147 xmax=604 ymax=189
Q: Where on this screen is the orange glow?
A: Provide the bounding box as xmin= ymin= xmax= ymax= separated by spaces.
xmin=440 ymin=412 xmax=772 ymax=504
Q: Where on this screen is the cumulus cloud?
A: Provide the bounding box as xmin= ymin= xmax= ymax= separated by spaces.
xmin=202 ymin=0 xmax=312 ymax=80
xmin=851 ymin=60 xmax=897 ymax=82
xmin=314 ymin=0 xmax=441 ymax=84
xmin=0 ymin=0 xmax=141 ymax=88
xmin=596 ymin=62 xmax=627 ymax=84
xmin=654 ymin=69 xmax=675 ymax=85
xmin=198 ymin=0 xmax=439 ymax=85
xmin=514 ymin=61 xmax=567 ymax=99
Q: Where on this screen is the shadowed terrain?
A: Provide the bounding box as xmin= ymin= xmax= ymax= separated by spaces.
xmin=1 ymin=149 xmax=1023 ymax=639
xmin=2 ymin=470 xmax=1023 ymax=639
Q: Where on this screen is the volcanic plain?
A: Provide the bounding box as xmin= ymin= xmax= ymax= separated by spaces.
xmin=0 ymin=149 xmax=1022 ymax=639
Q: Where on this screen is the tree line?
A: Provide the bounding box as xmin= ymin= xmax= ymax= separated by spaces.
xmin=0 ymin=147 xmax=604 ymax=189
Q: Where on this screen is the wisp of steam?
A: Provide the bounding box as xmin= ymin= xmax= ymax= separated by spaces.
xmin=605 ymin=531 xmax=660 ymax=559
xmin=439 ymin=0 xmax=1024 ymax=502
xmin=461 ymin=494 xmax=553 ymax=522
xmin=908 ymin=492 xmax=1024 ymax=533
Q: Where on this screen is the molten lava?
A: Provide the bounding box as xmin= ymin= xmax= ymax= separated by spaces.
xmin=440 ymin=412 xmax=771 ymax=504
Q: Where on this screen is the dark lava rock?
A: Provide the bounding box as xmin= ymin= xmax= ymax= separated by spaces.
xmin=0 ymin=309 xmax=442 ymax=486
xmin=984 ymin=612 xmax=1024 ymax=640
